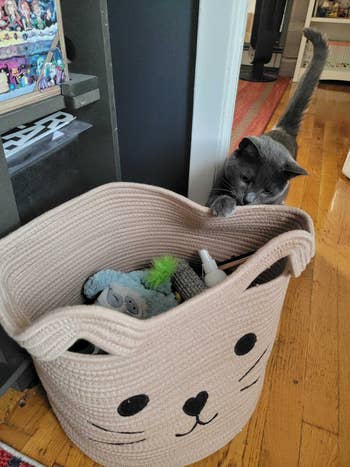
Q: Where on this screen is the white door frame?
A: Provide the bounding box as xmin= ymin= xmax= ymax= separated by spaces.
xmin=188 ymin=0 xmax=249 ymax=205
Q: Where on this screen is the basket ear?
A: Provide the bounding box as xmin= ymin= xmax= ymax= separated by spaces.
xmin=231 ymin=230 xmax=314 ymax=294
xmin=15 ymin=306 xmax=146 ymax=361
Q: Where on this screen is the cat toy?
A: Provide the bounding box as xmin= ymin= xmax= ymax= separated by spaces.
xmin=83 ymin=255 xmax=179 ymax=319
xmin=171 ymin=260 xmax=207 ymax=300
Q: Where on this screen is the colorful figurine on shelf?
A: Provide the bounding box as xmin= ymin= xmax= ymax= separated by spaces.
xmin=317 ymin=0 xmax=350 ymax=17
xmin=0 ymin=3 xmax=9 ymax=30
xmin=0 ymin=69 xmax=9 ymax=94
xmin=4 ymin=0 xmax=23 ymax=30
xmin=329 ymin=1 xmax=340 ymax=17
xmin=18 ymin=0 xmax=32 ymax=30
xmin=44 ymin=2 xmax=56 ymax=27
xmin=31 ymin=0 xmax=45 ymax=30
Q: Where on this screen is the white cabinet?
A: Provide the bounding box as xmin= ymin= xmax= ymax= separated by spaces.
xmin=293 ymin=0 xmax=350 ymax=81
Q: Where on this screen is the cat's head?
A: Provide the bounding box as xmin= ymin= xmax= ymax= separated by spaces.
xmin=225 ymin=136 xmax=307 ymax=205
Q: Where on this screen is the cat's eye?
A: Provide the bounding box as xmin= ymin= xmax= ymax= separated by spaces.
xmin=118 ymin=394 xmax=149 ymax=417
xmin=234 ymin=333 xmax=257 ymax=356
xmin=241 ymin=175 xmax=250 ymax=183
xmin=263 ymin=189 xmax=273 ymax=195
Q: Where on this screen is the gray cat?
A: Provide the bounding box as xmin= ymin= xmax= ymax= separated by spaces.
xmin=208 ymin=28 xmax=328 ymax=217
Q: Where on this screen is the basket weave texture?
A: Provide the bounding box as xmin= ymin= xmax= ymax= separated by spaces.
xmin=0 ymin=183 xmax=314 ymax=467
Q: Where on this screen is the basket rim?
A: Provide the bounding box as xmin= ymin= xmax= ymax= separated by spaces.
xmin=13 ymin=228 xmax=313 ymax=362
xmin=15 ymin=268 xmax=289 ymax=341
xmin=0 ymin=182 xmax=314 ymax=249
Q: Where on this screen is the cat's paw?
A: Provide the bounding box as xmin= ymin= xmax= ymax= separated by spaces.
xmin=210 ymin=196 xmax=236 ymax=217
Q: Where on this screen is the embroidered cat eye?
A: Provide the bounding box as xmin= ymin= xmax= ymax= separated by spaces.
xmin=234 ymin=333 xmax=257 ymax=356
xmin=118 ymin=394 xmax=150 ymax=417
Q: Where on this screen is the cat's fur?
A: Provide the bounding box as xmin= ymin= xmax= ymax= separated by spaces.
xmin=208 ymin=28 xmax=328 ymax=217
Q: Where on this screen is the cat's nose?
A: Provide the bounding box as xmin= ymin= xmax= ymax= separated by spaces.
xmin=244 ymin=192 xmax=256 ymax=204
xmin=183 ymin=391 xmax=208 ymax=417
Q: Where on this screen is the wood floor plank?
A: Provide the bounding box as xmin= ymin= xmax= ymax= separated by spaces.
xmin=303 ymin=251 xmax=338 ymax=434
xmin=298 ymin=119 xmax=324 ymax=223
xmin=0 ymin=423 xmax=31 ymax=451
xmin=299 ymin=422 xmax=338 ymax=467
xmin=53 ymin=439 xmax=96 ymax=467
xmin=6 ymin=386 xmax=51 ymax=436
xmin=302 ymin=117 xmax=346 ymax=434
xmin=222 ymin=428 xmax=248 ymax=467
xmin=257 ymin=265 xmax=313 ymax=467
xmin=52 ymin=441 xmax=78 ymax=467
xmin=338 ymin=257 xmax=350 ymax=467
xmin=321 ymin=178 xmax=350 ymax=249
xmin=241 ymin=383 xmax=271 ymax=467
xmin=317 ymin=121 xmax=344 ymax=231
xmin=191 ymin=428 xmax=247 ymax=467
xmin=0 ymin=388 xmax=22 ymax=424
xmin=22 ymin=410 xmax=75 ymax=466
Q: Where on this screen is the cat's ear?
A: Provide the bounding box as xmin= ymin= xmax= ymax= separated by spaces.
xmin=238 ymin=138 xmax=251 ymax=150
xmin=238 ymin=138 xmax=260 ymax=158
xmin=284 ymin=160 xmax=308 ymax=179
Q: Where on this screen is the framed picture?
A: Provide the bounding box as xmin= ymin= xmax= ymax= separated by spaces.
xmin=0 ymin=0 xmax=68 ymax=115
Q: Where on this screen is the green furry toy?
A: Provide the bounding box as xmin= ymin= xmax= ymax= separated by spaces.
xmin=145 ymin=255 xmax=178 ymax=289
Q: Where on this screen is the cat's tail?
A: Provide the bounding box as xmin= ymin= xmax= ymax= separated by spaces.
xmin=277 ymin=28 xmax=328 ymax=137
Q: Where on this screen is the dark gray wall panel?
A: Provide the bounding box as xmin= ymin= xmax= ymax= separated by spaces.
xmin=108 ymin=0 xmax=199 ymax=195
xmin=0 ymin=146 xmax=20 ymax=237
xmin=11 ymin=139 xmax=87 ymax=224
xmin=61 ymin=0 xmax=121 ymax=188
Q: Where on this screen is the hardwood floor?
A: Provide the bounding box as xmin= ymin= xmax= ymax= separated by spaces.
xmin=0 ymin=82 xmax=349 ymax=466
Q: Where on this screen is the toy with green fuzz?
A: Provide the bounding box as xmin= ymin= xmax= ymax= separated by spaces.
xmin=83 ymin=255 xmax=179 ymax=319
xmin=146 ymin=255 xmax=178 ymax=289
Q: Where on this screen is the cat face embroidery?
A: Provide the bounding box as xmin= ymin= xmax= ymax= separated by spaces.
xmin=33 ymin=263 xmax=288 ymax=467
xmin=83 ymin=330 xmax=270 ymax=448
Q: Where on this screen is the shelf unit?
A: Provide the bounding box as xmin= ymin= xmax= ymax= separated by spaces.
xmin=311 ymin=16 xmax=350 ymax=23
xmin=293 ymin=0 xmax=350 ymax=82
xmin=0 ymin=0 xmax=121 ymax=397
xmin=0 ymin=74 xmax=100 ymax=397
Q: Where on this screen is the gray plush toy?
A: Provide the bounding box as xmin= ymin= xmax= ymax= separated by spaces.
xmin=95 ymin=283 xmax=148 ymax=319
xmin=83 ymin=267 xmax=178 ymax=319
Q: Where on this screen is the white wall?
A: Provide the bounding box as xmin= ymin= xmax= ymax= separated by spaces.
xmin=188 ymin=0 xmax=249 ymax=205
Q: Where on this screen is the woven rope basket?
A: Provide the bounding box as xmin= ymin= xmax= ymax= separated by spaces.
xmin=0 ymin=183 xmax=314 ymax=467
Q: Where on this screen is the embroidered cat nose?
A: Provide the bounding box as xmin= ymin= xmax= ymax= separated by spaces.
xmin=182 ymin=391 xmax=208 ymax=417
xmin=244 ymin=192 xmax=256 ymax=204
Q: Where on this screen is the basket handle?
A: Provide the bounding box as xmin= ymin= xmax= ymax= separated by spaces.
xmin=15 ymin=306 xmax=146 ymax=361
xmin=231 ymin=230 xmax=314 ymax=294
